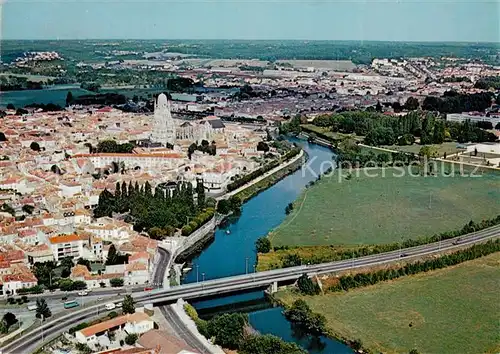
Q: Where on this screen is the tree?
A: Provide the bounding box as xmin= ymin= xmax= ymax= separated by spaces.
xmin=75 ymin=343 xmax=92 ymax=354
xmin=418 ymin=146 xmax=438 ymax=159
xmin=297 ymin=274 xmax=320 ymax=295
xmin=35 ymin=298 xmax=52 ymax=320
xmin=6 ymin=103 xmax=15 ymax=110
xmin=22 ymin=205 xmax=35 ymax=214
xmin=207 ymin=313 xmax=248 ymax=349
xmin=284 ymin=300 xmax=327 ymax=337
xmin=30 ymin=142 xmax=41 ymax=151
xmin=283 ymin=254 xmax=302 ymax=267
xmin=257 ymin=141 xmax=270 ymax=152
xmin=77 ymin=258 xmax=91 ymax=271
xmin=256 ymin=237 xmax=271 ymax=253
xmin=66 ymin=91 xmax=73 ymax=106
xmin=106 ymin=244 xmax=118 ymax=265
xmin=240 ymin=334 xmax=307 ymax=354
xmin=196 ymin=180 xmax=206 ymax=209
xmin=60 ymin=257 xmax=74 ymax=278
xmin=217 ymin=199 xmax=231 ymax=214
xmin=409 ymin=349 xmax=420 ymax=354
xmin=122 ymin=295 xmax=135 ymax=314
xmin=125 ymin=333 xmax=138 ymax=345
xmin=110 ymin=278 xmax=124 ymax=287
xmin=404 ymin=97 xmax=420 ymax=111
xmin=51 ymin=164 xmax=62 ymax=174
xmin=1 ymin=203 xmax=15 ymax=216
xmin=188 ymin=143 xmax=197 ymax=159
xmin=284 ymin=299 xmax=311 ymax=324
xmin=0 ymin=132 xmax=6 ymax=142
xmin=495 ymin=122 xmax=500 ymax=130
xmin=2 ymin=312 xmax=18 ymax=331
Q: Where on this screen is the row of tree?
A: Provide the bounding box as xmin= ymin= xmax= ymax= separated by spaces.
xmin=94 ymin=140 xmax=135 ymax=154
xmin=328 ymin=239 xmax=500 ymax=293
xmin=94 ymin=180 xmax=208 ymax=235
xmin=184 ymin=303 xmax=306 ymax=353
xmin=271 ymin=216 xmax=500 ymax=270
xmin=422 ymin=91 xmax=493 ymax=114
xmin=312 ymin=110 xmax=497 ymax=147
xmin=336 ymin=139 xmax=419 ymax=168
xmin=226 ymin=147 xmax=301 ymax=192
xmin=473 ymin=76 xmax=500 ymax=90
xmin=188 ymin=140 xmax=216 ymax=159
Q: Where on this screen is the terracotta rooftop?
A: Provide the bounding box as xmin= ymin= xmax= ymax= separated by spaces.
xmin=78 ymin=312 xmax=151 ymax=338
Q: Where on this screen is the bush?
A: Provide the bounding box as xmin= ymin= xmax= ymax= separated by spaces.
xmin=297 ymin=274 xmax=320 ymax=295
xmin=256 ymin=237 xmax=271 ymax=253
xmin=188 ymin=220 xmax=198 ymax=230
xmin=328 ymin=239 xmax=500 ymax=293
xmin=125 ymin=333 xmax=138 ymax=345
xmin=181 ymin=225 xmax=192 ymax=236
xmin=108 ymin=311 xmax=118 ymax=319
xmin=110 ymin=278 xmax=124 ymax=287
xmin=240 ymin=334 xmax=307 ymax=354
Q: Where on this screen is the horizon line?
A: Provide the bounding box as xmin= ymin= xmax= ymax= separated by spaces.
xmin=1 ymin=38 xmax=499 ymax=45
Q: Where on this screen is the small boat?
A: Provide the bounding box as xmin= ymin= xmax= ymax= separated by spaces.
xmin=225 ymin=230 xmax=231 ymax=235
xmin=183 ymin=267 xmax=192 ymax=273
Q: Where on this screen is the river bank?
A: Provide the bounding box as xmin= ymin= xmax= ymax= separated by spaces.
xmin=180 ymin=139 xmax=353 ymax=353
xmin=273 ymin=250 xmax=500 ymax=354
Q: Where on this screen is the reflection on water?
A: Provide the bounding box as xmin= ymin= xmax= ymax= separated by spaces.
xmin=182 ymin=139 xmax=335 ymax=283
xmin=248 ymin=307 xmax=352 ymax=354
xmin=186 ymin=139 xmax=350 ymax=353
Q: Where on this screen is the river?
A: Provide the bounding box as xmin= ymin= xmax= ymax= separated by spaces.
xmin=183 ymin=138 xmax=353 ymax=353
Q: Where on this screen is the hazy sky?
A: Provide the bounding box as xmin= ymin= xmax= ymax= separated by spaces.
xmin=2 ymin=0 xmax=499 ymax=42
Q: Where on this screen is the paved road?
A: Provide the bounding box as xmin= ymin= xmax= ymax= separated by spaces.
xmin=2 ymin=225 xmax=499 ymax=353
xmin=159 ymin=306 xmax=210 ymax=354
xmin=152 ymin=247 xmax=171 ymax=287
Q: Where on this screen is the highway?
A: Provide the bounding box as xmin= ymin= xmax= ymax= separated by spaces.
xmin=2 ymin=224 xmax=499 ymax=353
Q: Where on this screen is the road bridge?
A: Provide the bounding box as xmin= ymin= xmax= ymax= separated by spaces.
xmin=2 ymin=225 xmax=499 ymax=354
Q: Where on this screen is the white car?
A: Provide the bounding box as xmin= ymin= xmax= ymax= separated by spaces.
xmin=105 ymin=303 xmax=116 ymax=310
xmin=116 ymin=302 xmax=122 ymax=308
xmin=77 ymin=291 xmax=88 ymax=296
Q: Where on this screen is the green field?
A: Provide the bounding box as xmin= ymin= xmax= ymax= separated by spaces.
xmin=277 ymin=252 xmax=500 ymax=354
xmin=269 ymin=168 xmax=500 ymax=247
xmin=381 ymin=142 xmax=460 ymax=157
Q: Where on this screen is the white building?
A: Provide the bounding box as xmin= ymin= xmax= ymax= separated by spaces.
xmin=48 ymin=234 xmax=87 ymax=261
xmin=446 ymin=113 xmax=500 ymax=127
xmin=75 ymin=312 xmax=154 ymax=346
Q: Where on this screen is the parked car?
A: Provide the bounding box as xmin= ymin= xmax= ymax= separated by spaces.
xmin=105 ymin=303 xmax=116 ymax=310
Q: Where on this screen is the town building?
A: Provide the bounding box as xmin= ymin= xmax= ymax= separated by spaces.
xmin=75 ymin=312 xmax=155 ymax=346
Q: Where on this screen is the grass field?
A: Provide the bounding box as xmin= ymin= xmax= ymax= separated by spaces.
xmin=269 ymin=168 xmax=500 ymax=247
xmin=381 ymin=142 xmax=460 ymax=157
xmin=276 ymin=252 xmax=500 ymax=354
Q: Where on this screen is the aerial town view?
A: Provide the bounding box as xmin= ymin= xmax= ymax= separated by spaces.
xmin=0 ymin=1 xmax=499 ymax=354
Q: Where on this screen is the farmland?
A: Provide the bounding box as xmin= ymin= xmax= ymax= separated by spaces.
xmin=276 ymin=252 xmax=500 ymax=354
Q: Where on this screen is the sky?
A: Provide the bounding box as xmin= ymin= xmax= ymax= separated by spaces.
xmin=1 ymin=0 xmax=499 ymax=42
